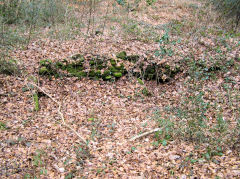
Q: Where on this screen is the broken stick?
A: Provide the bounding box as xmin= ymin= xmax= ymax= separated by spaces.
xmin=129 ymin=127 xmax=163 ymax=141
xmin=30 ymin=83 xmax=88 ymax=146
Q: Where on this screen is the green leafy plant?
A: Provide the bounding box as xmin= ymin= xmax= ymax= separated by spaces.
xmin=154 ymin=30 xmax=174 ymax=59
xmin=32 ymin=150 xmax=44 ymax=167
xmin=0 ymin=122 xmax=7 ymax=130
xmin=153 ymin=110 xmax=174 ymax=146
xmin=146 ymin=0 xmax=157 ymax=6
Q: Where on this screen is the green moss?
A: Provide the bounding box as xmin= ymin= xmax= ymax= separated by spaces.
xmin=89 ymin=59 xmax=95 ymax=66
xmin=75 ymin=71 xmax=87 ymax=78
xmin=89 ymin=70 xmax=96 ymax=77
xmin=97 ymin=65 xmax=104 ymax=70
xmin=66 ymin=67 xmax=76 ymax=73
xmin=109 ymin=66 xmax=118 ymax=73
xmin=113 ymin=72 xmax=122 ymax=78
xmin=55 ymin=61 xmax=64 ymax=69
xmin=103 ymin=70 xmax=110 ymax=76
xmin=110 ymin=59 xmax=117 ymax=66
xmin=95 ymin=70 xmax=102 ymax=77
xmin=39 ymin=66 xmax=49 ymax=75
xmin=105 ymin=75 xmax=112 ymax=80
xmin=40 ymin=59 xmax=52 ymax=66
xmin=116 ymin=51 xmax=127 ymax=60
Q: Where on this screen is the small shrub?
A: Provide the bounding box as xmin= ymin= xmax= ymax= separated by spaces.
xmin=211 ymin=0 xmax=240 ymax=26
xmin=0 ymin=57 xmax=21 ymax=75
xmin=0 ymin=0 xmax=66 ymax=26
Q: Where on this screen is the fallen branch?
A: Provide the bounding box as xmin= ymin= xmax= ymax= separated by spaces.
xmin=129 ymin=127 xmax=163 ymax=142
xmin=30 ymin=83 xmax=88 ymax=146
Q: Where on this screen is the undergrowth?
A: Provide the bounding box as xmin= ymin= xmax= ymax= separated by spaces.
xmin=150 ymin=0 xmax=240 ymax=159
xmin=0 ymin=55 xmax=21 ymax=75
xmin=153 ymin=33 xmax=240 ymax=160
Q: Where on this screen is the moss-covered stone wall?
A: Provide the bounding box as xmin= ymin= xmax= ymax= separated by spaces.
xmin=39 ymin=51 xmax=181 ymax=83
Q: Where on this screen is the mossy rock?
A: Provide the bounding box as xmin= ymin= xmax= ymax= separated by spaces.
xmin=88 ymin=70 xmax=96 ymax=78
xmin=143 ymin=66 xmax=156 ymax=80
xmin=66 ymin=66 xmax=84 ymax=74
xmin=113 ymin=72 xmax=122 ymax=78
xmin=55 ymin=61 xmax=64 ymax=69
xmin=75 ymin=71 xmax=87 ymax=78
xmin=39 ymin=66 xmax=49 ymax=75
xmin=40 ymin=59 xmax=52 ymax=66
xmin=72 ymin=54 xmax=84 ymax=61
xmin=89 ymin=59 xmax=95 ymax=66
xmin=110 ymin=59 xmax=117 ymax=66
xmin=102 ymin=70 xmax=112 ymax=80
xmin=102 ymin=70 xmax=111 ymax=77
xmin=126 ymin=55 xmax=139 ymax=63
xmin=96 ymin=64 xmax=104 ymax=70
xmin=71 ymin=62 xmax=84 ymax=68
xmin=116 ymin=51 xmax=127 ymax=60
xmin=104 ymin=75 xmax=112 ymax=80
xmin=115 ymin=63 xmax=125 ymax=70
xmin=95 ymin=70 xmax=102 ymax=78
xmin=109 ymin=66 xmax=118 ymax=73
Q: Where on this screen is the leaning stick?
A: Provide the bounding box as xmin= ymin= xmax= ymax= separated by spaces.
xmin=30 ymin=83 xmax=88 ymax=146
xmin=129 ymin=127 xmax=163 ymax=141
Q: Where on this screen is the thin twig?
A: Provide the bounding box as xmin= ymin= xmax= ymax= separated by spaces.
xmin=129 ymin=127 xmax=163 ymax=141
xmin=30 ymin=83 xmax=88 ymax=146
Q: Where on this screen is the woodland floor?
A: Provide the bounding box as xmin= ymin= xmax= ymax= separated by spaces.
xmin=0 ymin=0 xmax=240 ymax=178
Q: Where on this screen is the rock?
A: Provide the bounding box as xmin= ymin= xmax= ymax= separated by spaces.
xmin=54 ymin=164 xmax=65 ymax=173
xmin=181 ymin=175 xmax=187 ymax=179
xmin=169 ymin=154 xmax=180 ymax=161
